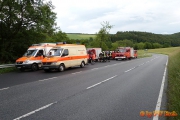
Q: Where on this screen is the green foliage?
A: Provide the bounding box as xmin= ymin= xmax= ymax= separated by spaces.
xmin=91 ymin=21 xmax=113 ymax=50
xmin=111 ymin=31 xmax=180 ymax=47
xmin=0 ymin=0 xmax=57 ymax=63
xmin=137 ymin=42 xmax=145 ymax=49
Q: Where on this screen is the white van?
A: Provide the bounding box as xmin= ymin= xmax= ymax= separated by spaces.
xmin=42 ymin=43 xmax=88 ymax=72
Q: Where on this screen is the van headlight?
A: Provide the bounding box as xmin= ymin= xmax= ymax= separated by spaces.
xmin=51 ymin=62 xmax=57 ymax=65
xmin=24 ymin=60 xmax=30 ymax=64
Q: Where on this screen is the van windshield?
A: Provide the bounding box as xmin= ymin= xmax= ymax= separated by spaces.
xmin=48 ymin=48 xmax=63 ymax=56
xmin=23 ymin=49 xmax=37 ymax=57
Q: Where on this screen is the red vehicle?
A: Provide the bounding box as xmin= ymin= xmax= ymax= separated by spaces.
xmin=134 ymin=50 xmax=138 ymax=58
xmin=112 ymin=47 xmax=135 ymax=60
xmin=87 ymin=48 xmax=102 ymax=61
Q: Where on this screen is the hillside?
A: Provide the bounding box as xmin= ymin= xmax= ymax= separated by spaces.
xmin=66 ymin=33 xmax=96 ymax=40
xmin=111 ymin=31 xmax=180 ymax=47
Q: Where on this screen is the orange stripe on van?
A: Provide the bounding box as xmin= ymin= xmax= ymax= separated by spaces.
xmin=42 ymin=55 xmax=88 ymax=62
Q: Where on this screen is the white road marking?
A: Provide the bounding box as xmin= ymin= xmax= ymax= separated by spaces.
xmin=91 ymin=68 xmax=99 ymax=70
xmin=138 ymin=63 xmax=144 ymax=66
xmin=39 ymin=77 xmax=57 ymax=82
xmin=153 ymin=57 xmax=168 ymax=120
xmin=71 ymin=71 xmax=82 ymax=74
xmin=103 ymin=65 xmax=110 ymax=68
xmin=0 ymin=87 xmax=9 ymax=91
xmin=14 ymin=101 xmax=57 ymax=120
xmin=86 ymin=75 xmax=117 ymax=89
xmin=124 ymin=67 xmax=135 ymax=73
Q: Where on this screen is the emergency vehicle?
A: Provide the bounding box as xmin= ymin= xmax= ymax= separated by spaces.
xmin=87 ymin=48 xmax=102 ymax=62
xmin=42 ymin=43 xmax=88 ymax=72
xmin=113 ymin=47 xmax=135 ymax=60
xmin=134 ymin=50 xmax=138 ymax=58
xmin=15 ymin=43 xmax=56 ymax=71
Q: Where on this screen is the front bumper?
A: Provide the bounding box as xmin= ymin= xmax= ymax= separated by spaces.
xmin=115 ymin=56 xmax=126 ymax=59
xmin=15 ymin=64 xmax=32 ymax=69
xmin=42 ymin=65 xmax=59 ymax=69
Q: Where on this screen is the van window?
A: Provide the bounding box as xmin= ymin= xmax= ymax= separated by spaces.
xmin=39 ymin=50 xmax=43 ymax=54
xmin=23 ymin=49 xmax=37 ymax=57
xmin=48 ymin=48 xmax=63 ymax=56
xmin=62 ymin=49 xmax=69 ymax=56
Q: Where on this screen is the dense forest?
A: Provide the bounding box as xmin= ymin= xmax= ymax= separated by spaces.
xmin=111 ymin=31 xmax=180 ymax=47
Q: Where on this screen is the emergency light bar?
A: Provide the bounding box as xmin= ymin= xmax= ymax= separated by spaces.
xmin=56 ymin=42 xmax=66 ymax=45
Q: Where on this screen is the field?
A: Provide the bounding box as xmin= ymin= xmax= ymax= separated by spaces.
xmin=66 ymin=33 xmax=96 ymax=40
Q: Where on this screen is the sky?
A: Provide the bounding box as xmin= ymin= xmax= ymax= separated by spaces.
xmin=47 ymin=0 xmax=180 ymax=34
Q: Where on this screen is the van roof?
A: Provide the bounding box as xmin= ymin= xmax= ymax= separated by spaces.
xmin=56 ymin=44 xmax=85 ymax=46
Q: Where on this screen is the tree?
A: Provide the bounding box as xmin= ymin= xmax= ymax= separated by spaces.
xmin=0 ymin=0 xmax=57 ymax=63
xmin=93 ymin=21 xmax=113 ymax=50
xmin=137 ymin=42 xmax=145 ymax=49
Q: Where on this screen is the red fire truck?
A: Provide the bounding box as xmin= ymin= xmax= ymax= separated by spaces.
xmin=112 ymin=47 xmax=135 ymax=60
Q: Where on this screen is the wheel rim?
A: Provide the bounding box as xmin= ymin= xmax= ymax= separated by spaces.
xmin=81 ymin=62 xmax=84 ymax=67
xmin=59 ymin=65 xmax=64 ymax=71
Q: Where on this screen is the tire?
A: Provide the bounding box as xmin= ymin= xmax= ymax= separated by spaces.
xmin=31 ymin=63 xmax=38 ymax=71
xmin=58 ymin=64 xmax=65 ymax=72
xmin=80 ymin=61 xmax=85 ymax=68
xmin=44 ymin=69 xmax=50 ymax=72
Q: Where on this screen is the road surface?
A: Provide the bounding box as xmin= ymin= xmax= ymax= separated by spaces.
xmin=0 ymin=54 xmax=168 ymax=120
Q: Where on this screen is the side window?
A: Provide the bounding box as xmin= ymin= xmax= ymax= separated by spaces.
xmin=36 ymin=50 xmax=43 ymax=56
xmin=39 ymin=50 xmax=43 ymax=55
xmin=62 ymin=49 xmax=69 ymax=56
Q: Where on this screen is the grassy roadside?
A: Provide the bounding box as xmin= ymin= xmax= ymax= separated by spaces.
xmin=146 ymin=47 xmax=180 ymax=119
xmin=137 ymin=49 xmax=152 ymax=58
xmin=0 ymin=67 xmax=17 ymax=74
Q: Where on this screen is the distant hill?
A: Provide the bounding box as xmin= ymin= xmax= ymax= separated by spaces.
xmin=111 ymin=31 xmax=180 ymax=47
xmin=66 ymin=32 xmax=180 ymax=47
xmin=66 ymin=33 xmax=96 ymax=40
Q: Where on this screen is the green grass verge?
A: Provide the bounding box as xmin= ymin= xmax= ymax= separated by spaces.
xmin=145 ymin=47 xmax=180 ymax=119
xmin=0 ymin=67 xmax=17 ymax=74
xmin=137 ymin=50 xmax=152 ymax=58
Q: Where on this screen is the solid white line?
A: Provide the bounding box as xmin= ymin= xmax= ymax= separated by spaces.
xmin=72 ymin=71 xmax=82 ymax=74
xmin=153 ymin=57 xmax=168 ymax=120
xmin=14 ymin=101 xmax=57 ymax=120
xmin=39 ymin=77 xmax=57 ymax=82
xmin=86 ymin=75 xmax=117 ymax=89
xmin=0 ymin=87 xmax=9 ymax=91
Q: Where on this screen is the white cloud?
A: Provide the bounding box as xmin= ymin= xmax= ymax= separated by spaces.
xmin=47 ymin=0 xmax=180 ymax=34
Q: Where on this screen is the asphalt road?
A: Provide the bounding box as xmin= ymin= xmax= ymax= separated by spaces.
xmin=0 ymin=54 xmax=168 ymax=120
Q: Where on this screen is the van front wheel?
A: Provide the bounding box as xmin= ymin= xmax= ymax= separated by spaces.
xmin=80 ymin=61 xmax=85 ymax=68
xmin=32 ymin=63 xmax=38 ymax=71
xmin=58 ymin=64 xmax=65 ymax=72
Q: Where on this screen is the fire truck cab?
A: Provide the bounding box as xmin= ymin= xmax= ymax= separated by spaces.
xmin=114 ymin=47 xmax=134 ymax=60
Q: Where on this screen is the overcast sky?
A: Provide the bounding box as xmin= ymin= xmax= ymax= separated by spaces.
xmin=48 ymin=0 xmax=180 ymax=34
